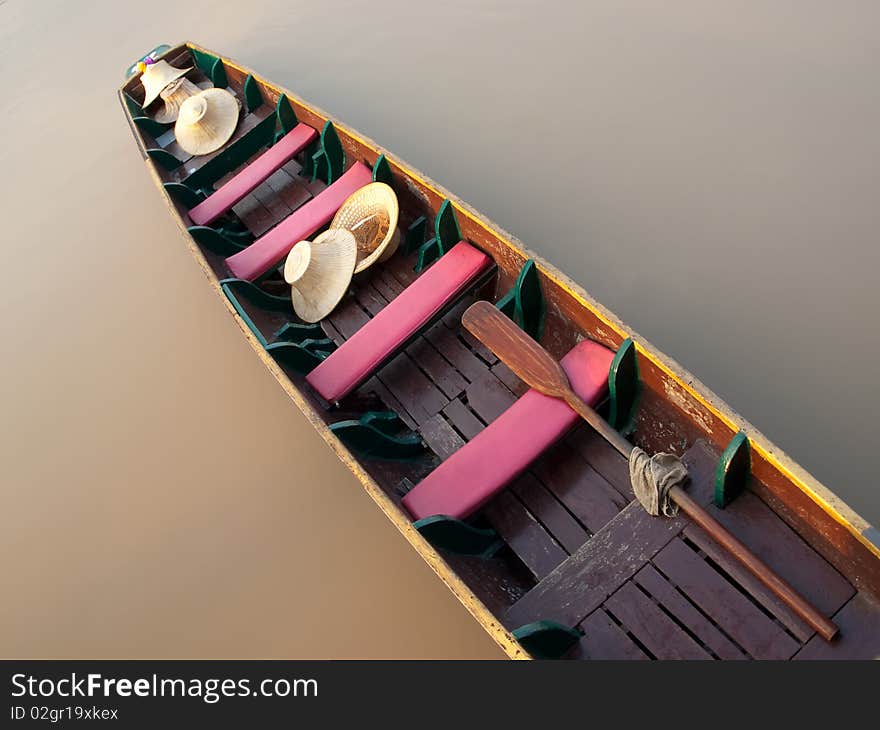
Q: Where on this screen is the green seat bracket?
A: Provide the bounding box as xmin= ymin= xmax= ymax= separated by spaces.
xmin=243 ymin=74 xmax=264 ymax=113
xmin=512 ymin=620 xmax=583 ymax=659
xmin=188 ymin=226 xmax=248 ymax=256
xmin=220 ymin=277 xmax=293 ymax=347
xmin=273 ymin=321 xmax=327 ymax=343
xmin=265 ymin=340 xmax=332 ymax=374
xmin=165 ymin=182 xmax=205 ymax=209
xmin=372 ymin=153 xmax=393 ymax=185
xmin=607 ymin=337 xmax=642 ymax=435
xmin=146 ymin=147 xmax=182 ymax=171
xmin=495 ymin=259 xmax=546 ymax=341
xmin=413 ymin=515 xmax=502 ymax=558
xmin=403 ymin=216 xmax=427 ymax=255
xmin=415 ymin=199 xmax=462 ymax=273
xmin=275 ymin=93 xmax=299 ymax=142
xmin=330 ymin=411 xmax=424 ymax=460
xmin=133 ymin=116 xmax=170 ymax=138
xmin=190 ymin=48 xmax=227 ymax=87
xmin=714 ymin=430 xmax=751 ymax=508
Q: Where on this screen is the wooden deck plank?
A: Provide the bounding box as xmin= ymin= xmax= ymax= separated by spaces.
xmin=424 ymin=321 xmax=490 ymax=383
xmin=794 ymin=592 xmax=880 ymax=660
xmin=532 ymin=441 xmax=629 ymax=533
xmin=510 ymin=474 xmax=590 ymax=554
xmin=251 ymin=180 xmax=293 ymax=228
xmin=569 ymin=609 xmax=650 ymax=660
xmin=441 ymin=399 xmax=485 ymax=440
xmin=503 ymin=443 xmax=715 ymax=629
xmin=465 ymin=371 xmax=517 ymax=424
xmin=682 ymin=489 xmax=854 ymax=638
xmin=484 ymin=493 xmax=567 ymax=580
xmin=326 ymin=296 xmax=370 ymax=339
xmin=565 ymin=426 xmax=633 ymax=498
xmin=264 ymin=167 xmax=312 ymax=213
xmin=405 ymin=338 xmax=469 ymax=400
xmin=652 ymin=537 xmax=800 ymax=660
xmin=376 ymin=352 xmax=449 ymax=425
xmin=604 ymin=582 xmax=713 ymax=660
xmin=358 ymin=376 xmax=417 ymax=431
xmin=634 ymin=564 xmax=747 ymax=660
xmin=491 ymin=361 xmax=525 ymax=394
xmin=231 ymin=193 xmax=276 ymax=238
xmin=418 ymin=413 xmax=464 ymax=461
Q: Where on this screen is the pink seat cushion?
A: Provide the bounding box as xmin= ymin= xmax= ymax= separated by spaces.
xmin=188 ymin=124 xmax=317 ymax=226
xmin=306 ymin=241 xmax=491 ymax=402
xmin=225 ymin=162 xmax=373 ymax=281
xmin=402 ymin=339 xmax=614 ymax=521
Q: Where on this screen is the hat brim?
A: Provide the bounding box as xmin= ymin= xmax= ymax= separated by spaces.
xmin=174 ymin=89 xmax=241 ymax=156
xmin=290 ymin=230 xmax=358 ymax=322
xmin=141 ymin=65 xmax=192 ymax=108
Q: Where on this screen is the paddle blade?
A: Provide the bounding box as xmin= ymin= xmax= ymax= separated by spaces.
xmin=461 ymin=301 xmax=572 ymax=399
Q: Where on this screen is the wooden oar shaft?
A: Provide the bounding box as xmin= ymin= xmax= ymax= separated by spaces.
xmin=461 ymin=301 xmax=837 ymax=642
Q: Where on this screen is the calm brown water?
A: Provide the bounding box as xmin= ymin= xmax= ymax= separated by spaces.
xmin=1 ymin=0 xmax=877 ymax=658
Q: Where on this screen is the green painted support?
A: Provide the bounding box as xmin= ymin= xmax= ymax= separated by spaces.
xmin=512 ymin=621 xmax=583 ymax=659
xmin=273 ymin=321 xmax=327 ymax=343
xmin=164 ymin=182 xmax=204 ymax=209
xmin=124 ymin=94 xmax=144 ymax=117
xmin=403 ymin=216 xmax=427 ymax=255
xmin=714 ymin=430 xmax=751 ymax=508
xmin=413 ymin=515 xmax=501 ymax=558
xmin=496 ymin=259 xmax=546 ymax=341
xmin=146 ymin=148 xmax=182 ymax=171
xmin=275 ymin=93 xmax=298 ymax=141
xmin=607 ymin=337 xmax=642 ymax=435
xmin=244 ymin=74 xmax=263 ymax=113
xmin=215 ymin=226 xmax=254 ymax=246
xmin=209 ymin=57 xmax=228 ymax=88
xmin=220 ymin=278 xmax=293 ymax=348
xmin=188 ymin=226 xmax=247 ymax=255
xmin=182 ymin=110 xmax=276 ymax=190
xmin=265 ymin=340 xmax=330 ymax=374
xmin=414 ymin=200 xmax=461 ymax=273
xmin=330 ymin=412 xmax=424 ymax=461
xmin=310 ymin=121 xmax=345 ymax=185
xmin=133 ymin=116 xmax=169 ymax=138
xmin=190 ymin=47 xmax=219 ymax=77
xmin=372 ymin=153 xmax=392 ymax=185
xmin=300 ymin=140 xmax=319 ymax=180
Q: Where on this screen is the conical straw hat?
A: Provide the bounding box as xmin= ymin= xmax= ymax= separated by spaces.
xmin=284 ymin=229 xmax=358 ymax=323
xmin=330 ymin=182 xmax=400 ymax=274
xmin=174 ymin=89 xmax=240 ymax=156
xmin=141 ymin=59 xmax=192 ymax=108
xmin=154 ymin=77 xmax=201 ymax=124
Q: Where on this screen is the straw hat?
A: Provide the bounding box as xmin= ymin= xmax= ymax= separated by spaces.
xmin=140 ymin=59 xmax=192 ymax=108
xmin=153 ymin=77 xmax=201 ymax=124
xmin=284 ymin=229 xmax=358 ymax=322
xmin=174 ymin=89 xmax=240 ymax=156
xmin=330 ymin=183 xmax=400 ymax=274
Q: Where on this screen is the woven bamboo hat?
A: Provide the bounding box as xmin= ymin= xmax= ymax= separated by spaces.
xmin=174 ymin=89 xmax=240 ymax=156
xmin=284 ymin=229 xmax=358 ymax=322
xmin=141 ymin=59 xmax=192 ymax=108
xmin=330 ymin=182 xmax=400 ymax=274
xmin=154 ymin=77 xmax=201 ymax=124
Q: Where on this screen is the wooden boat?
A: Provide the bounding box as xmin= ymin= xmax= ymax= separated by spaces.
xmin=120 ymin=42 xmax=880 ymax=660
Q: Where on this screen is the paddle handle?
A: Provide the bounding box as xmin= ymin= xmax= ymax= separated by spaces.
xmin=565 ymin=391 xmax=838 ymax=642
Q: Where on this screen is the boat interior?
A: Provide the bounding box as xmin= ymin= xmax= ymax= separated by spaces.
xmin=120 ymin=42 xmax=880 ymax=659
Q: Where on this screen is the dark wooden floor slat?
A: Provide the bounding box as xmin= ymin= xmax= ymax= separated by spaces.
xmin=441 ymin=398 xmax=485 ymax=440
xmin=484 ymin=492 xmax=567 ymax=581
xmin=503 ymin=443 xmax=716 ymax=629
xmin=532 ymin=441 xmax=629 ymax=533
xmin=604 ymin=582 xmax=714 ymax=660
xmin=251 ymin=180 xmax=293 ymax=226
xmin=570 ymin=609 xmax=650 ymax=660
xmin=376 ymin=352 xmax=449 ymax=425
xmin=794 ymin=592 xmax=880 ymax=660
xmin=264 ymin=167 xmax=312 ymax=213
xmin=231 ymin=192 xmax=276 ymax=237
xmin=425 ymin=321 xmax=490 ymax=383
xmin=652 ymin=537 xmax=800 ymax=660
xmin=418 ymin=413 xmax=464 ymax=461
xmin=682 ymin=488 xmax=854 ymax=640
xmin=634 ymin=564 xmax=747 ymax=660
xmin=510 ymin=473 xmax=590 ymax=554
xmin=465 ymin=371 xmax=517 ymax=424
xmin=565 ymin=426 xmax=633 ymax=498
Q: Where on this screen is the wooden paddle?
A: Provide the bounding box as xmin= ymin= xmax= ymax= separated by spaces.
xmin=462 ymin=300 xmax=838 ymax=642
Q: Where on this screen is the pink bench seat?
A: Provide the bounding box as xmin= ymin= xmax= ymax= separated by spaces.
xmin=306 ymin=241 xmax=492 ymax=402
xmin=225 ymin=162 xmax=373 ymax=281
xmin=188 ymin=124 xmax=318 ymax=227
xmin=402 ymin=339 xmax=614 ymax=521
